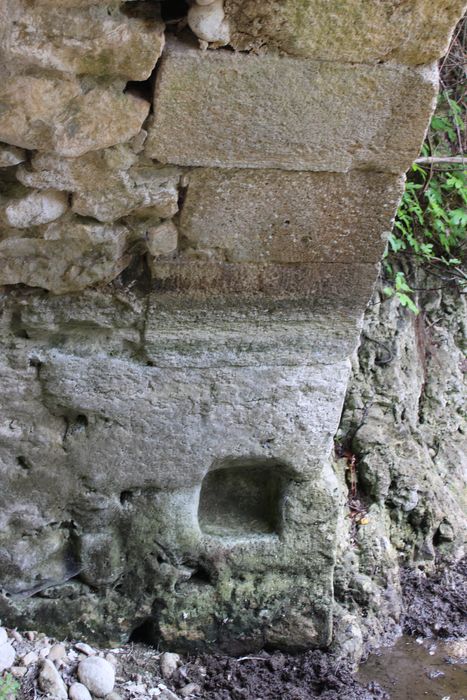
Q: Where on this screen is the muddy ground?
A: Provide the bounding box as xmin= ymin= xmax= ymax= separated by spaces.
xmin=5 ymin=557 xmax=463 ymax=700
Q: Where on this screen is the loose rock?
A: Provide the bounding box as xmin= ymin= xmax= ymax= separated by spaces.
xmin=68 ymin=682 xmax=93 ymax=700
xmin=0 ymin=642 xmax=16 ymax=672
xmin=160 ymin=652 xmax=180 ymax=679
xmin=48 ymin=643 xmax=67 ymax=661
xmin=38 ymin=659 xmax=68 ymax=700
xmin=77 ymin=656 xmax=115 ymax=697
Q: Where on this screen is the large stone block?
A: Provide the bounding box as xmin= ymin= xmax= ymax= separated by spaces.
xmin=0 ymin=75 xmax=149 ymax=156
xmin=146 ymin=40 xmax=437 ymax=172
xmin=179 ymin=168 xmax=405 ymax=263
xmin=2 ymin=0 xmax=165 ymax=80
xmin=224 ymin=0 xmax=467 ymax=65
xmin=0 ymin=300 xmax=344 ymax=648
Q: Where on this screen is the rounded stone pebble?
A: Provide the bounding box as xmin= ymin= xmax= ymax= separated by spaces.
xmin=77 ymin=656 xmax=115 ymax=697
xmin=69 ymin=682 xmax=93 ymax=700
xmin=160 ymin=652 xmax=180 ymax=679
xmin=0 ymin=641 xmax=16 ymax=672
xmin=0 ymin=627 xmax=7 ymax=646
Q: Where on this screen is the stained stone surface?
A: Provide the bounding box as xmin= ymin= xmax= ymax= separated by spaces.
xmin=0 ymin=0 xmax=462 ymax=656
xmin=0 ymin=75 xmax=150 ymax=156
xmin=145 ymin=40 xmax=437 ymax=172
xmin=224 ymin=0 xmax=467 ymax=65
xmin=2 ymin=0 xmax=165 ymax=80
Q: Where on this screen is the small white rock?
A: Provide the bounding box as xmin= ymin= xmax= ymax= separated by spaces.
xmin=25 ymin=631 xmax=35 ymax=641
xmin=75 ymin=642 xmax=95 ymax=656
xmin=48 ymin=643 xmax=67 ymax=661
xmin=77 ymin=656 xmax=115 ymax=697
xmin=147 ymin=221 xmax=178 ymax=257
xmin=38 ymin=659 xmax=68 ymax=700
xmin=106 ymin=693 xmax=123 ymax=700
xmin=69 ymin=682 xmax=93 ymax=700
xmin=21 ymin=651 xmax=38 ymax=666
xmin=3 ymin=189 xmax=68 ymax=228
xmin=10 ymin=666 xmax=27 ymax=679
xmin=40 ymin=646 xmax=51 ymax=659
xmin=160 ymin=652 xmax=180 ymax=679
xmin=187 ymin=0 xmax=230 ymax=45
xmin=0 ymin=627 xmax=7 ymax=645
xmin=0 ymin=642 xmax=16 ymax=672
xmin=180 ymin=683 xmax=200 ymax=697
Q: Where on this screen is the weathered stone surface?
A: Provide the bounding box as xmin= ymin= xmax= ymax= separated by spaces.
xmin=146 ymin=40 xmax=437 ymax=173
xmin=0 ymin=216 xmax=130 ymax=293
xmin=0 ymin=75 xmax=149 ymax=156
xmin=0 ymin=143 xmax=26 ymax=168
xmin=0 ymin=185 xmax=68 ymax=228
xmin=3 ymin=0 xmax=165 ymax=80
xmin=18 ymin=149 xmax=180 ymax=223
xmin=225 ymin=0 xmax=467 ymax=65
xmin=179 ymin=169 xmax=405 ymax=263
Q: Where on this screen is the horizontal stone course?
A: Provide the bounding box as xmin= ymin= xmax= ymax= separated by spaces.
xmin=146 ymin=39 xmax=437 ymax=173
xmin=179 ymin=168 xmax=405 ymax=263
xmin=225 ymin=0 xmax=467 ymax=65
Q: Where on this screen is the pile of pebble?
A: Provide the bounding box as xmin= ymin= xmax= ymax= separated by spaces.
xmin=0 ymin=627 xmax=199 ymax=699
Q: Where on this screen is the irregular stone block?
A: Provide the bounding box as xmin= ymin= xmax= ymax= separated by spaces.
xmin=0 ymin=75 xmax=149 ymax=156
xmin=225 ymin=0 xmax=467 ymax=65
xmin=146 ymin=39 xmax=437 ymax=172
xmin=179 ymin=169 xmax=405 ymax=263
xmin=3 ymin=0 xmax=165 ymax=80
xmin=0 ymin=184 xmax=68 ymax=228
xmin=0 ymin=215 xmax=130 ymax=293
xmin=18 ymin=149 xmax=180 ymax=222
xmin=0 ymin=143 xmax=26 ymax=168
xmin=147 ymin=221 xmax=178 ymax=258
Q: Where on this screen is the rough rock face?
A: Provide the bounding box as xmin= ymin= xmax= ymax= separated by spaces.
xmin=333 ymin=278 xmax=467 ymax=662
xmin=0 ymin=0 xmax=464 ymax=653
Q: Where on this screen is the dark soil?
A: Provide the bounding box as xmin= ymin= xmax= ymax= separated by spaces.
xmin=401 ymin=556 xmax=467 ymax=639
xmin=179 ymin=649 xmax=386 ymax=700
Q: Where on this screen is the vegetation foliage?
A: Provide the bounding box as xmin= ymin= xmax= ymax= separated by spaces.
xmin=385 ymin=17 xmax=466 ymax=313
xmin=0 ymin=674 xmax=19 ymax=700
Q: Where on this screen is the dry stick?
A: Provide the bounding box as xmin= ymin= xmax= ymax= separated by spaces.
xmin=415 ymin=156 xmax=466 ymax=164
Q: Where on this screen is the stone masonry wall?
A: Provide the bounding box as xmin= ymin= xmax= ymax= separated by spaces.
xmin=0 ymin=0 xmax=465 ymax=652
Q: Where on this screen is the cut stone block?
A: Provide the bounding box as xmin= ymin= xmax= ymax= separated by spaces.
xmin=151 ymin=259 xmax=376 ymax=307
xmin=146 ymin=40 xmax=437 ymax=173
xmin=3 ymin=0 xmax=165 ymax=80
xmin=225 ymin=0 xmax=467 ymax=65
xmin=0 ymin=75 xmax=149 ymax=156
xmin=179 ymin=169 xmax=405 ymax=263
xmin=0 ymin=215 xmax=130 ymax=293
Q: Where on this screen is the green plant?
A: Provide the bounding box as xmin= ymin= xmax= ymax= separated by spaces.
xmin=384 ymin=17 xmax=466 ymax=313
xmin=0 ymin=674 xmax=20 ymax=700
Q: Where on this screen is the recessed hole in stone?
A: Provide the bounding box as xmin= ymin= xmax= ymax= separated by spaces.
xmin=17 ymin=455 xmax=31 ymax=470
xmin=198 ymin=460 xmax=286 ymax=538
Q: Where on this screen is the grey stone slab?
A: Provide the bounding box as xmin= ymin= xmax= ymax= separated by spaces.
xmin=146 ymin=39 xmax=437 ymax=173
